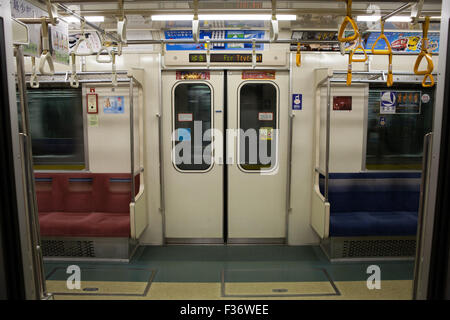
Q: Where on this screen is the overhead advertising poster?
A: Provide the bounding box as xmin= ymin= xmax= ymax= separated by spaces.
xmin=176 ymin=71 xmax=210 ymax=80
xmin=10 ymin=0 xmax=46 ymax=57
xmin=49 ymin=20 xmax=70 ymax=65
xmin=291 ymin=30 xmax=340 ymax=52
xmin=345 ymin=31 xmax=440 ymax=54
xmin=165 ymin=30 xmax=266 ymax=51
xmin=241 ymin=70 xmax=275 ymax=80
xmin=69 ymin=32 xmax=102 ymax=55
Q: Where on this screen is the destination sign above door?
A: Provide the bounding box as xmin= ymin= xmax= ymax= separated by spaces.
xmin=189 ymin=53 xmax=263 ymax=63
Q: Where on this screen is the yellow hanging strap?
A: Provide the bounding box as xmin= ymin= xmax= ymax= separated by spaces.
xmin=346 ymin=51 xmax=352 ymax=86
xmin=346 ymin=32 xmax=368 ymax=86
xmin=296 ymin=42 xmax=301 ymax=67
xmin=338 ymin=0 xmax=358 ymax=42
xmin=372 ymin=21 xmax=393 ymax=87
xmin=414 ymin=16 xmax=434 ymax=87
xmin=350 ymin=32 xmax=368 ymax=63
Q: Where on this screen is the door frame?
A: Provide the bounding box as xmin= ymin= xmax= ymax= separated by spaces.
xmin=159 ymin=67 xmax=293 ymax=245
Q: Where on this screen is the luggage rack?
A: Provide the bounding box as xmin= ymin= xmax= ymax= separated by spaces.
xmin=325 ymin=70 xmax=438 ymax=85
xmin=23 ymin=71 xmax=132 ymax=85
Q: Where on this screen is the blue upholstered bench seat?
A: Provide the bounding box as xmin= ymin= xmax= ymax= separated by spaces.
xmin=330 ymin=211 xmax=418 ymax=237
xmin=321 ymin=172 xmax=421 ymax=237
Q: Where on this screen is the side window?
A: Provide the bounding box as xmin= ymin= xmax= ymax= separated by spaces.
xmin=173 ymin=83 xmax=213 ymax=171
xmin=239 ymin=82 xmax=278 ymax=171
xmin=366 ymin=86 xmax=434 ymax=170
xmin=19 ymin=88 xmax=85 ymax=170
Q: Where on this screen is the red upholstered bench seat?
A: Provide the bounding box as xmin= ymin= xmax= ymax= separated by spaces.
xmin=39 ymin=212 xmax=130 ymax=237
xmin=35 ymin=173 xmax=139 ymax=238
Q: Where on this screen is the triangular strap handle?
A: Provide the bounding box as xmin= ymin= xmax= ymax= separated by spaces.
xmin=73 ymin=34 xmax=94 ymax=56
xmin=39 ymin=51 xmax=55 ymax=75
xmin=371 ymin=34 xmax=392 ymax=55
xmin=350 ymin=36 xmax=368 ymax=62
xmin=422 ymin=73 xmax=435 ymax=87
xmin=338 ymin=16 xmax=359 ymax=42
xmin=96 ymin=47 xmax=112 ymax=63
xmin=414 ymin=51 xmax=434 ymax=75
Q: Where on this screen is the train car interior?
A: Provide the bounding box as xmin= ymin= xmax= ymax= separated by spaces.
xmin=1 ymin=0 xmax=450 ymax=301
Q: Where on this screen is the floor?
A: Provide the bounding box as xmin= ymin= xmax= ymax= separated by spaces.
xmin=44 ymin=245 xmax=415 ymax=300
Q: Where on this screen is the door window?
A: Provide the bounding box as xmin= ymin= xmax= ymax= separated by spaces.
xmin=238 ymin=82 xmax=278 ymax=171
xmin=173 ymin=82 xmax=213 ymax=171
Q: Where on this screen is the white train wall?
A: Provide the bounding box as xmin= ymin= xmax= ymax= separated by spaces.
xmin=21 ymin=31 xmax=440 ymax=245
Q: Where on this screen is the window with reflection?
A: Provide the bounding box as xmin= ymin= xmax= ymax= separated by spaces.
xmin=366 ymin=85 xmax=434 ymax=170
xmin=173 ymin=83 xmax=212 ymax=171
xmin=18 ymin=88 xmax=85 ymax=170
xmin=239 ymin=82 xmax=277 ymax=171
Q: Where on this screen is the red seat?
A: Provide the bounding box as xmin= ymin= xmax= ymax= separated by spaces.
xmin=35 ymin=173 xmax=139 ymax=238
xmin=39 ymin=212 xmax=130 ymax=237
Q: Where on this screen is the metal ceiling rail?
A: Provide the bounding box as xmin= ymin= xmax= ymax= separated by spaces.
xmin=381 ymin=2 xmax=414 ymax=21
xmin=56 ymin=3 xmax=123 ymax=44
xmin=127 ymin=39 xmax=339 ymax=45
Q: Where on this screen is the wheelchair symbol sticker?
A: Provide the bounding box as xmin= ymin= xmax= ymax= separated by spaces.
xmin=292 ymin=94 xmax=302 ymax=110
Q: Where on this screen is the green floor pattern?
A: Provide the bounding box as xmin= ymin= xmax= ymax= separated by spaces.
xmin=44 ymin=245 xmax=414 ymax=283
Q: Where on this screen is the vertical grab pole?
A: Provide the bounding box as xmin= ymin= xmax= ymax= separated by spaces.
xmin=413 ymin=132 xmax=433 ymax=299
xmin=285 ymin=53 xmax=294 ymax=244
xmin=129 ymin=77 xmax=135 ymax=203
xmin=15 ymin=46 xmax=50 ymax=300
xmin=325 ymin=76 xmax=331 ymax=201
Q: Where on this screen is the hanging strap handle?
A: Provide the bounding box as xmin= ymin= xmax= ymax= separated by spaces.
xmin=386 ymin=54 xmax=393 ymax=87
xmin=422 ymin=73 xmax=435 ymax=87
xmin=372 ymin=21 xmax=394 ymax=87
xmin=30 ymin=56 xmax=39 ymax=88
xmin=111 ymin=51 xmax=118 ymax=87
xmin=296 ymin=42 xmax=301 ymax=67
xmin=252 ymin=38 xmax=256 ymax=69
xmin=206 ymin=38 xmax=211 ymax=68
xmin=414 ymin=17 xmax=434 ymax=87
xmin=338 ymin=1 xmax=358 ymax=42
xmin=39 ymin=18 xmax=55 ymax=75
xmin=414 ymin=51 xmax=434 ymax=75
xmin=69 ymin=53 xmax=79 ymax=88
xmin=96 ymin=46 xmax=112 ymax=63
xmin=371 ymin=21 xmax=392 ymax=55
xmin=349 ymin=33 xmax=368 ymax=62
xmin=346 ymin=52 xmax=352 ymax=86
xmin=96 ymin=33 xmax=112 ymax=63
xmin=72 ymin=21 xmax=94 ymax=56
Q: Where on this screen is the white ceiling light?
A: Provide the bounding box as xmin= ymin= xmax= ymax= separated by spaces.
xmin=65 ymin=16 xmax=105 ymax=23
xmin=357 ymin=15 xmax=411 ymax=22
xmin=151 ymin=14 xmax=296 ymax=21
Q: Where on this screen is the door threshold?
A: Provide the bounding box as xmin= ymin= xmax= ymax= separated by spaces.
xmin=165 ymin=238 xmax=224 ymax=245
xmin=227 ymin=238 xmax=286 ymax=245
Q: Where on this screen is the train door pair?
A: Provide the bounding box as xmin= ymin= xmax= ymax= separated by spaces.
xmin=162 ymin=70 xmax=289 ymax=244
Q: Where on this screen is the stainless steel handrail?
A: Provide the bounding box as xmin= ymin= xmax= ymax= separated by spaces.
xmin=413 ymin=132 xmax=433 ymax=299
xmin=15 ymin=45 xmax=50 ymax=300
xmin=129 ymin=77 xmax=136 ymax=203
xmin=325 ymin=76 xmax=331 ymax=201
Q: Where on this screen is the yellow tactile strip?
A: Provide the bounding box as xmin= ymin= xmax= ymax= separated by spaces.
xmin=46 ymin=270 xmax=155 ymax=297
xmin=223 ymin=282 xmax=338 ymax=297
xmin=47 ymin=280 xmax=413 ymax=300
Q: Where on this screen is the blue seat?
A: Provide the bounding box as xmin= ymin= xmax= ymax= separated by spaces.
xmin=320 ymin=172 xmax=421 ymax=237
